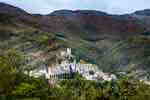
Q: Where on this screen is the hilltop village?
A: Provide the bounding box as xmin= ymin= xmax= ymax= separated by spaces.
xmin=27 ymin=48 xmax=117 ymax=82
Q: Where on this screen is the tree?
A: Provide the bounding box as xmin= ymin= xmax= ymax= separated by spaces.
xmin=0 ymin=49 xmax=24 ymax=95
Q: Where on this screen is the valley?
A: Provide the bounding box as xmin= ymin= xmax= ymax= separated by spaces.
xmin=1 ymin=2 xmax=150 ymax=99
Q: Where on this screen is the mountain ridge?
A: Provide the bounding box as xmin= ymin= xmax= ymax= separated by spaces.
xmin=0 ymin=2 xmax=147 ymax=41
xmin=0 ymin=2 xmax=28 ymax=15
xmin=1 ymin=2 xmax=150 ymax=16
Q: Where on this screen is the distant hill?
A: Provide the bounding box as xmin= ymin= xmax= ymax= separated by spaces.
xmin=40 ymin=10 xmax=145 ymax=41
xmin=134 ymin=9 xmax=150 ymax=16
xmin=0 ymin=3 xmax=147 ymax=40
xmin=50 ymin=10 xmax=108 ymax=16
xmin=0 ymin=2 xmax=28 ymax=15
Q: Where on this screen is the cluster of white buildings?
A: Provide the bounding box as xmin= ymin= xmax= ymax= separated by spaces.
xmin=28 ymin=48 xmax=117 ymax=81
xmin=46 ymin=48 xmax=117 ymax=81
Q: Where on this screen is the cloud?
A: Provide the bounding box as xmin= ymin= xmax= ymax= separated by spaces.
xmin=0 ymin=0 xmax=150 ymax=14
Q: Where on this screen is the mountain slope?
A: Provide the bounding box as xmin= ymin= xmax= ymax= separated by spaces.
xmin=0 ymin=3 xmax=146 ymax=41
xmin=1 ymin=3 xmax=150 ymax=80
xmin=37 ymin=10 xmax=145 ymax=41
xmin=132 ymin=9 xmax=150 ymax=31
xmin=0 ymin=2 xmax=28 ymax=15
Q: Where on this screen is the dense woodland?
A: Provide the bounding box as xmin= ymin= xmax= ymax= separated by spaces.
xmin=0 ymin=49 xmax=150 ymax=100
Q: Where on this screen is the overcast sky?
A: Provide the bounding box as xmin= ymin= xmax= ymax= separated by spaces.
xmin=0 ymin=0 xmax=150 ymax=14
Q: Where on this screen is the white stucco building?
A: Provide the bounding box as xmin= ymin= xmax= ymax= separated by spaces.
xmin=46 ymin=48 xmax=117 ymax=81
xmin=27 ymin=48 xmax=117 ymax=81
